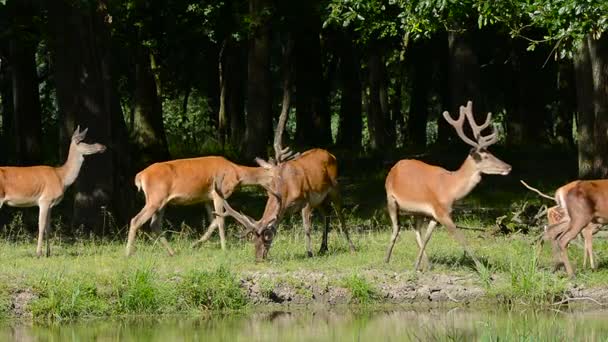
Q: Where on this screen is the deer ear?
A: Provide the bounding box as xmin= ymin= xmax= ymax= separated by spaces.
xmin=72 ymin=125 xmax=81 ymax=138
xmin=79 ymin=127 xmax=89 ymax=138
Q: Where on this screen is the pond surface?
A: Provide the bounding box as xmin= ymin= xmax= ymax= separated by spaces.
xmin=2 ymin=306 xmax=608 ymax=341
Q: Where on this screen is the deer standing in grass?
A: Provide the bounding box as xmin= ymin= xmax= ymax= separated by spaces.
xmin=521 ymin=180 xmax=605 ymax=276
xmin=0 ymin=126 xmax=106 ymax=257
xmin=125 ymin=157 xmax=271 ymax=256
xmin=214 ymin=147 xmax=356 ymax=261
xmin=384 ymin=101 xmax=511 ymax=271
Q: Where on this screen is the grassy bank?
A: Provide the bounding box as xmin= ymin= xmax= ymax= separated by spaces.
xmin=2 ymin=217 xmax=608 ymax=321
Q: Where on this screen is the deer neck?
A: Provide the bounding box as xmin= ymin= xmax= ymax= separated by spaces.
xmin=236 ymin=165 xmax=270 ymax=186
xmin=447 ymin=155 xmax=481 ymax=202
xmin=56 ymin=143 xmax=85 ymax=188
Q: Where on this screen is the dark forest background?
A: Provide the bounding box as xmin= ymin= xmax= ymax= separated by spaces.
xmin=0 ymin=0 xmax=607 ymax=236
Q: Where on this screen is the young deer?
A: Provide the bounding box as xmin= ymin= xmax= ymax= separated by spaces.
xmin=0 ymin=126 xmax=106 ymax=257
xmin=522 ymin=180 xmax=599 ymax=269
xmin=125 ymin=157 xmax=270 ymax=256
xmin=384 ymin=101 xmax=511 ymax=271
xmin=214 ymin=148 xmax=356 ymax=261
xmin=522 ymin=180 xmax=605 ymax=276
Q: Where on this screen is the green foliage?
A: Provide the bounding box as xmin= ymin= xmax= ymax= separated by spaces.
xmin=118 ymin=268 xmax=164 ymax=314
xmin=30 ymin=275 xmax=109 ymax=321
xmin=179 ymin=266 xmax=247 ymax=311
xmin=343 ymin=274 xmax=377 ymax=304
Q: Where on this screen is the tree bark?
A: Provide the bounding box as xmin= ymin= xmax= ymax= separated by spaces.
xmin=574 ymin=38 xmax=595 ymax=179
xmin=132 ymin=45 xmax=169 ymax=167
xmin=8 ymin=0 xmax=42 ymax=165
xmin=367 ymin=50 xmax=388 ymax=151
xmin=555 ymin=60 xmax=575 ymax=148
xmin=243 ymin=0 xmax=272 ymax=161
xmin=587 ymin=34 xmax=608 ymax=178
xmin=294 ymin=2 xmax=332 ymax=147
xmin=47 ymin=0 xmax=134 ymax=234
xmin=407 ymin=39 xmax=433 ymax=148
xmin=219 ymin=38 xmax=246 ymax=149
xmin=335 ymin=31 xmax=362 ymax=150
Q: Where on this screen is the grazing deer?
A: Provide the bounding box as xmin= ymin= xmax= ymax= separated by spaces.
xmin=125 ymin=157 xmax=271 ymax=256
xmin=521 ymin=180 xmax=604 ymax=276
xmin=214 ymin=148 xmax=356 ymax=261
xmin=0 ymin=126 xmax=106 ymax=257
xmin=384 ymin=101 xmax=511 ymax=271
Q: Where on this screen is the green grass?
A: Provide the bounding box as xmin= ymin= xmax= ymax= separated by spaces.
xmin=1 ymin=214 xmax=607 ymax=322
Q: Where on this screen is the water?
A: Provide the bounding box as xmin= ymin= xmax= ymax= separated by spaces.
xmin=2 ymin=306 xmax=608 ymax=341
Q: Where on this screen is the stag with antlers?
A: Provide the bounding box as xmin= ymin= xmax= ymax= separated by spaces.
xmin=212 ymin=45 xmax=355 ymax=260
xmin=384 ymin=101 xmax=511 ymax=271
xmin=0 ymin=126 xmax=106 ymax=257
xmin=521 ymin=180 xmax=606 ymax=276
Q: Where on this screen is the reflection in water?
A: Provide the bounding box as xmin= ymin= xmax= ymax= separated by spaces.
xmin=3 ymin=307 xmax=608 ymax=341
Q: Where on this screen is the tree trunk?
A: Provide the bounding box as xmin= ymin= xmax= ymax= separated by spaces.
xmin=47 ymin=0 xmax=134 ymax=234
xmin=132 ymin=45 xmax=169 ymax=167
xmin=367 ymin=50 xmax=387 ymax=151
xmin=407 ymin=39 xmax=433 ymax=148
xmin=335 ymin=31 xmax=362 ymax=150
xmin=587 ymin=34 xmax=608 ymax=178
xmin=8 ymin=0 xmax=42 ymax=165
xmin=574 ymin=38 xmax=595 ymax=179
xmin=220 ymin=38 xmax=246 ymax=149
xmin=555 ymin=60 xmax=575 ymax=148
xmin=294 ymin=4 xmax=331 ymax=147
xmin=243 ymin=0 xmax=272 ymax=161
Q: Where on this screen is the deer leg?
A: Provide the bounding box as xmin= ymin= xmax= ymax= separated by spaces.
xmin=192 ymin=203 xmax=219 ymax=248
xmin=126 ymin=204 xmax=159 ymax=256
xmin=317 ymin=206 xmax=329 ymax=255
xmin=414 ymin=217 xmax=430 ymax=270
xmin=414 ymin=220 xmax=438 ymax=271
xmin=384 ymin=196 xmax=400 ymax=263
xmin=329 ymin=189 xmax=355 ymax=253
xmin=558 ymin=219 xmax=587 ymax=278
xmin=436 ymin=212 xmax=482 ymax=270
xmin=150 ymin=207 xmax=174 ymax=256
xmin=582 ymin=225 xmax=596 ymax=270
xmin=302 ymin=205 xmax=313 ymax=257
xmin=36 ymin=203 xmax=51 ymax=258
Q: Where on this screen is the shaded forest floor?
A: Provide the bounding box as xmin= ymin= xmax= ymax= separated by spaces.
xmin=2 ymin=144 xmax=602 ymax=321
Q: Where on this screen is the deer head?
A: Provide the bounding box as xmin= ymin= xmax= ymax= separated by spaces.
xmin=443 ymin=101 xmax=511 ymax=175
xmin=213 ymin=175 xmax=282 ymax=261
xmin=71 ymin=125 xmax=107 ymax=155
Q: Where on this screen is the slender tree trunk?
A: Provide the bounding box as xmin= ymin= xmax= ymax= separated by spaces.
xmin=47 ymin=0 xmax=134 ymax=234
xmin=8 ymin=0 xmax=42 ymax=165
xmin=294 ymin=4 xmax=331 ymax=147
xmin=587 ymin=34 xmax=608 ymax=178
xmin=574 ymin=38 xmax=595 ymax=179
xmin=132 ymin=45 xmax=169 ymax=167
xmin=555 ymin=60 xmax=575 ymax=148
xmin=367 ymin=50 xmax=387 ymax=151
xmin=227 ymin=41 xmax=245 ymax=148
xmin=336 ymin=31 xmax=362 ymax=150
xmin=243 ymin=0 xmax=272 ymax=161
xmin=391 ymin=68 xmax=403 ymax=147
xmin=407 ymin=39 xmax=433 ymax=148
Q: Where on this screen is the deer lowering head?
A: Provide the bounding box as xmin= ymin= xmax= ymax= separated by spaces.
xmin=442 ymin=101 xmax=511 ymax=176
xmin=213 ymin=174 xmax=282 ymax=261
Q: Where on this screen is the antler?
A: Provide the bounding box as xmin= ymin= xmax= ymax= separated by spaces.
xmin=443 ymin=100 xmax=498 ymax=149
xmin=272 ymin=35 xmax=300 ymax=165
xmin=213 ymin=174 xmax=284 ymax=237
xmin=213 ymin=175 xmax=259 ymax=237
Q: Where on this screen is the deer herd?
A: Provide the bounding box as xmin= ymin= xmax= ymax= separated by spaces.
xmin=0 ymin=101 xmax=604 ymax=278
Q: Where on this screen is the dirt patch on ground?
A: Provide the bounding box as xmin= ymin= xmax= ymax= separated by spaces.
xmin=11 ymin=289 xmax=37 ymax=318
xmin=240 ymin=270 xmax=486 ymax=306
